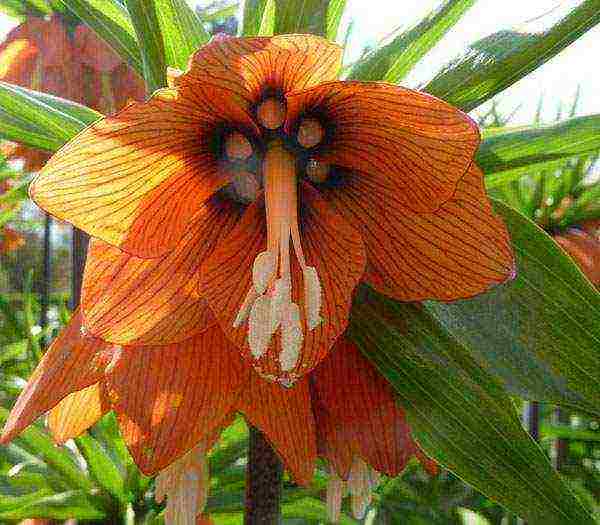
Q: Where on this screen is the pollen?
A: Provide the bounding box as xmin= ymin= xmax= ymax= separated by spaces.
xmin=234 ymin=140 xmax=323 ymax=375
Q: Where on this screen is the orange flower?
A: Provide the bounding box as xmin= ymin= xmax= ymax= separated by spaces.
xmin=554 ymin=220 xmax=600 ymax=286
xmin=0 ymin=16 xmax=144 ymax=171
xmin=29 ymin=35 xmax=515 ymax=384
xmin=1 ymin=311 xmax=434 ymax=521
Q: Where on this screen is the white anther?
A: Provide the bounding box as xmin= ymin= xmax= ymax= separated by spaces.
xmin=280 ymin=303 xmax=303 ymax=371
xmin=348 ymin=457 xmax=372 ymax=520
xmin=252 ymin=250 xmax=277 ymax=294
xmin=248 ymin=295 xmax=274 ymax=359
xmin=234 ymin=287 xmax=258 ymax=328
xmin=270 ymin=278 xmax=290 ymax=332
xmin=104 ymin=346 xmax=123 ymax=375
xmin=303 ymin=266 xmax=322 ymax=330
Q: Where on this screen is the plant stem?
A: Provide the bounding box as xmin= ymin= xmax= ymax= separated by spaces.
xmin=245 ymin=426 xmax=283 ymax=524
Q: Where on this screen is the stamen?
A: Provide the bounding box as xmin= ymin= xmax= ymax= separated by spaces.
xmin=252 ymin=250 xmax=277 ymax=294
xmin=225 ymin=131 xmax=253 ymax=161
xmin=248 ymin=295 xmax=274 ymax=359
xmin=348 ymin=457 xmax=372 ymax=520
xmin=303 ymin=266 xmax=322 ymax=330
xmin=155 ymin=443 xmax=209 ymax=525
xmin=256 ymin=97 xmax=286 ymax=129
xmin=280 ymin=303 xmax=303 ymax=371
xmin=297 ymin=118 xmax=324 ymax=148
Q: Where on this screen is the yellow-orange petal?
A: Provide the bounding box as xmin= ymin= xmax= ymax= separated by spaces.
xmin=47 ymin=383 xmax=110 ymax=444
xmin=105 ymin=325 xmax=248 ymax=475
xmin=199 ymin=184 xmax=365 ymax=380
xmin=0 ymin=38 xmax=39 ymax=86
xmin=286 ymin=81 xmax=480 ymax=213
xmin=238 ymin=373 xmax=317 ymax=486
xmin=177 ymin=35 xmax=342 ymax=107
xmin=312 ymin=338 xmax=416 ymax=477
xmin=320 ymin=163 xmax=515 ymax=301
xmin=30 ymin=87 xmax=255 ymax=257
xmin=0 ymin=311 xmax=114 ymax=444
xmin=82 ymin=195 xmax=244 ymax=345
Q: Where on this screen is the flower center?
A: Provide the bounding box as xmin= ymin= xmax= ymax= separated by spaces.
xmin=234 ymin=137 xmax=322 ymax=372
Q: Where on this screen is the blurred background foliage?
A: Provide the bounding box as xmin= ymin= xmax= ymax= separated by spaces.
xmin=0 ymin=0 xmax=599 ymax=523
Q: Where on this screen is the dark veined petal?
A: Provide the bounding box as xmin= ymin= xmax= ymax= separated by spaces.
xmin=199 ymin=184 xmax=365 ymax=381
xmin=31 ymin=87 xmax=256 ymax=257
xmin=312 ymin=338 xmax=416 ymax=477
xmin=105 ymin=326 xmax=248 ymax=474
xmin=82 ymin=195 xmax=244 ymax=345
xmin=286 ymin=81 xmax=480 ymax=213
xmin=177 ymin=35 xmax=342 ymax=107
xmin=239 ymin=373 xmax=317 ymax=486
xmin=320 ymin=163 xmax=515 ymax=302
xmin=48 ymin=383 xmax=110 ymax=444
xmin=0 ymin=311 xmax=115 ymax=444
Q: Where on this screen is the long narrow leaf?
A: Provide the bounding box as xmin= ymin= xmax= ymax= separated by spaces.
xmin=242 ymin=0 xmax=272 ymax=36
xmin=325 ymin=0 xmax=347 ymax=41
xmin=350 ymin=290 xmax=595 ymax=524
xmin=478 ymin=113 xmax=600 ymax=188
xmin=427 ymin=201 xmax=600 ymax=413
xmin=57 ymin=0 xmax=143 ymax=76
xmin=348 ymin=0 xmax=476 ymax=83
xmin=0 ymin=82 xmax=101 ymax=152
xmin=273 ymin=0 xmax=330 ymax=36
xmin=425 ymin=0 xmax=600 ymax=111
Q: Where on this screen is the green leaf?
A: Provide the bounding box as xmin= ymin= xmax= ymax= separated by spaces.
xmin=479 ymin=114 xmax=600 ymax=188
xmin=349 ymin=290 xmax=595 ymax=524
xmin=424 ymin=0 xmax=600 ymax=111
xmin=426 ymin=201 xmax=600 ymax=414
xmin=152 ymin=0 xmax=210 ymax=69
xmin=347 ymin=0 xmax=476 ymax=83
xmin=57 ymin=0 xmax=143 ymax=76
xmin=0 ymin=490 xmax=107 ymax=520
xmin=0 ymin=0 xmax=50 ymax=17
xmin=74 ymin=433 xmax=127 ymax=504
xmin=325 ymin=0 xmax=347 ymax=41
xmin=273 ymin=0 xmax=330 ymax=36
xmin=0 ymin=82 xmax=101 ymax=152
xmin=242 ymin=0 xmax=271 ymax=35
xmin=125 ymin=0 xmax=209 ymax=93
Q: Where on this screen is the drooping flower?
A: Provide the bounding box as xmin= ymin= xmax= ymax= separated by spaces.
xmin=554 ymin=220 xmax=600 ymax=286
xmin=0 ymin=15 xmax=144 ymax=171
xmin=1 ymin=311 xmax=435 ymax=522
xmin=29 ymin=35 xmax=515 ymax=385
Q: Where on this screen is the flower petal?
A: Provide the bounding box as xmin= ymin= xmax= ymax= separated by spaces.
xmin=82 ymin=195 xmax=244 ymax=345
xmin=178 ymin=35 xmax=341 ymax=107
xmin=320 ymin=163 xmax=515 ymax=301
xmin=0 ymin=311 xmax=114 ymax=444
xmin=199 ymin=184 xmax=365 ymax=380
xmin=312 ymin=338 xmax=416 ymax=477
xmin=105 ymin=326 xmax=248 ymax=474
xmin=73 ymin=24 xmax=123 ymax=73
xmin=238 ymin=373 xmax=316 ymax=485
xmin=286 ymin=81 xmax=480 ymax=213
xmin=47 ymin=383 xmax=110 ymax=444
xmin=31 ymin=88 xmax=255 ymax=257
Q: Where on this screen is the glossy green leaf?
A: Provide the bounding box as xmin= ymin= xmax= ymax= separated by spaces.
xmin=74 ymin=433 xmax=127 ymax=504
xmin=273 ymin=0 xmax=330 ymax=36
xmin=242 ymin=0 xmax=274 ymax=36
xmin=0 ymin=0 xmax=50 ymax=17
xmin=425 ymin=0 xmax=600 ymax=111
xmin=349 ymin=290 xmax=595 ymax=524
xmin=325 ymin=0 xmax=347 ymax=41
xmin=57 ymin=0 xmax=143 ymax=76
xmin=348 ymin=0 xmax=476 ymax=83
xmin=0 ymin=490 xmax=106 ymax=520
xmin=479 ymin=114 xmax=600 ymax=188
xmin=0 ymin=82 xmax=101 ymax=152
xmin=426 ymin=201 xmax=600 ymax=414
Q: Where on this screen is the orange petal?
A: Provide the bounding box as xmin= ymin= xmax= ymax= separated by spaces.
xmin=178 ymin=35 xmax=342 ymax=106
xmin=105 ymin=326 xmax=248 ymax=474
xmin=73 ymin=24 xmax=123 ymax=73
xmin=286 ymin=81 xmax=480 ymax=213
xmin=312 ymin=338 xmax=416 ymax=477
xmin=200 ymin=184 xmax=365 ymax=381
xmin=0 ymin=311 xmax=114 ymax=443
xmin=320 ymin=163 xmax=515 ymax=301
xmin=82 ymin=195 xmax=244 ymax=345
xmin=47 ymin=383 xmax=110 ymax=444
xmin=0 ymin=38 xmax=39 ymax=85
xmin=31 ymin=87 xmax=256 ymax=257
xmin=238 ymin=372 xmax=316 ymax=485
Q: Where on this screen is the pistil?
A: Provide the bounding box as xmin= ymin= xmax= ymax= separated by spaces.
xmin=234 ymin=138 xmax=322 ymax=376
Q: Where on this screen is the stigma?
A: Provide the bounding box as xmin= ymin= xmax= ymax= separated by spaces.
xmin=234 ymin=138 xmax=322 ymax=375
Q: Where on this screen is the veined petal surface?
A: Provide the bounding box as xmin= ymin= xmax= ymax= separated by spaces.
xmin=286 ymin=81 xmax=479 ymax=213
